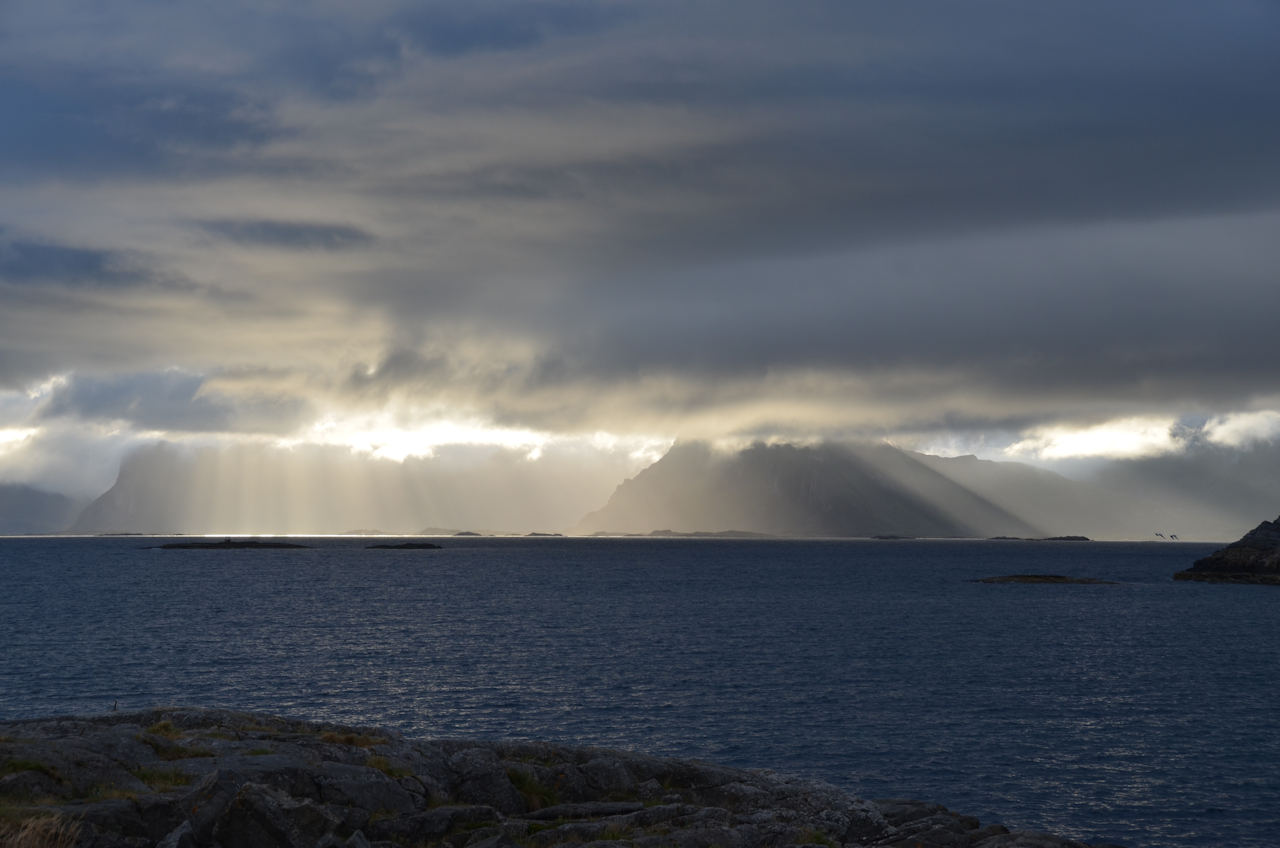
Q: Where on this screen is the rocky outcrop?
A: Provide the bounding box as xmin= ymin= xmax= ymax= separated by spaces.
xmin=0 ymin=708 xmax=1116 ymax=848
xmin=1174 ymin=515 xmax=1280 ymax=584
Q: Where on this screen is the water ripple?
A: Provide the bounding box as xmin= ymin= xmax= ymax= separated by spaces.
xmin=2 ymin=537 xmax=1277 ymax=847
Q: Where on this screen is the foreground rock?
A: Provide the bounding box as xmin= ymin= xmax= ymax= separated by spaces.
xmin=1174 ymin=515 xmax=1280 ymax=584
xmin=0 ymin=708 xmax=1116 ymax=848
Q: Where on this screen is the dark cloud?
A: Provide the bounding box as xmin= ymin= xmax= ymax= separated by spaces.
xmin=0 ymin=231 xmax=166 ymax=289
xmin=346 ymin=348 xmax=450 ymax=394
xmin=445 ymin=213 xmax=1280 ymax=414
xmin=194 ymin=219 xmax=376 ymax=250
xmin=3 ymin=0 xmax=1280 ymax=482
xmin=0 ymin=69 xmax=275 ymax=182
xmin=36 ymin=371 xmax=310 ymax=435
xmin=394 ymin=1 xmax=634 ymax=58
xmin=243 ymin=0 xmax=636 ymax=97
xmin=37 ymin=371 xmax=232 ymax=432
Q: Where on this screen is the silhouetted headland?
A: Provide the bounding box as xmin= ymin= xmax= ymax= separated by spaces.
xmin=1174 ymin=514 xmax=1280 ymax=584
xmin=0 ymin=707 xmax=1117 ymax=848
xmin=366 ymin=542 xmax=443 ymax=550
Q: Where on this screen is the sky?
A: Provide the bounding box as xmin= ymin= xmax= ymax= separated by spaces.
xmin=2 ymin=1 xmax=1280 ymax=509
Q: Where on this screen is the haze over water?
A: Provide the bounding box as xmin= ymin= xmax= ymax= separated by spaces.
xmin=4 ymin=536 xmax=1278 ymax=848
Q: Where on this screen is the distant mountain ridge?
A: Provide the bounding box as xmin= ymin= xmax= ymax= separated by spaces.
xmin=64 ymin=438 xmax=1280 ymax=541
xmin=68 ymin=441 xmax=629 ymax=535
xmin=0 ymin=484 xmax=83 ymax=534
xmin=576 ymin=441 xmax=1061 ymax=538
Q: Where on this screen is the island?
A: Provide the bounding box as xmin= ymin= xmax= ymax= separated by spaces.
xmin=0 ymin=708 xmax=1111 ymax=848
xmin=1174 ymin=514 xmax=1280 ymax=585
xmin=986 ymin=536 xmax=1092 ymax=542
xmin=974 ymin=575 xmax=1116 ymax=585
xmin=145 ymin=540 xmax=311 ymax=550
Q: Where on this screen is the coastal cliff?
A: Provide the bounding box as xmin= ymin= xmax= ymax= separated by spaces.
xmin=1174 ymin=515 xmax=1280 ymax=584
xmin=0 ymin=708 xmax=1111 ymax=848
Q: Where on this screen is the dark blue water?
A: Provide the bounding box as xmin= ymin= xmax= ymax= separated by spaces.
xmin=3 ymin=537 xmax=1278 ymax=847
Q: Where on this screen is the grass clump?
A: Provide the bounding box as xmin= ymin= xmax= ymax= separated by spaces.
xmin=1 ymin=760 xmax=60 ymax=781
xmin=461 ymin=819 xmax=499 ymax=831
xmin=506 ymin=769 xmax=559 ymax=811
xmin=525 ymin=819 xmax=569 ymax=836
xmin=794 ymin=828 xmax=837 ymax=847
xmin=366 ymin=755 xmax=412 ymax=779
xmin=246 ymin=747 xmax=273 ymax=756
xmin=0 ymin=813 xmax=81 ymax=848
xmin=138 ymin=737 xmax=214 ymax=761
xmin=320 ymin=731 xmax=385 ymax=748
xmin=200 ymin=730 xmax=237 ymax=741
xmin=130 ymin=767 xmax=192 ymax=792
xmin=145 ymin=721 xmax=182 ymax=739
xmin=599 ymin=824 xmax=635 ymax=841
xmin=85 ymin=785 xmax=138 ymax=802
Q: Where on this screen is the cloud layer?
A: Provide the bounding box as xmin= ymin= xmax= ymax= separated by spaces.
xmin=2 ymin=1 xmax=1279 ymax=500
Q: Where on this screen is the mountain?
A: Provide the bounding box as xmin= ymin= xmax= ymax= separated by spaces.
xmin=71 ymin=445 xmax=187 ymax=534
xmin=575 ymin=441 xmax=1052 ymax=538
xmin=0 ymin=484 xmax=83 ymax=534
xmin=912 ymin=452 xmax=1134 ymax=539
xmin=70 ymin=441 xmax=631 ymax=535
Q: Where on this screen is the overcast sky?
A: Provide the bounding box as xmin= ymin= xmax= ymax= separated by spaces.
xmin=2 ymin=1 xmax=1280 ymax=498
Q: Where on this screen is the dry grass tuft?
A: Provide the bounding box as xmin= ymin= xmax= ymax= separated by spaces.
xmin=145 ymin=721 xmax=182 ymax=739
xmin=320 ymin=731 xmax=384 ymax=748
xmin=365 ymin=755 xmax=411 ymax=779
xmin=0 ymin=814 xmax=81 ymax=848
xmin=130 ymin=767 xmax=193 ymax=792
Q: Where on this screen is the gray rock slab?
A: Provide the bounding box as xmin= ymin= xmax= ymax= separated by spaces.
xmin=0 ymin=708 xmax=1119 ymax=848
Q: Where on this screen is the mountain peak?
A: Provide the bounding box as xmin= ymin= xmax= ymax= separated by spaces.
xmin=575 ymin=441 xmax=1043 ymax=538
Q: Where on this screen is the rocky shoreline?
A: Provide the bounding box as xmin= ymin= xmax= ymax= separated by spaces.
xmin=0 ymin=708 xmax=1118 ymax=848
xmin=1174 ymin=514 xmax=1280 ymax=585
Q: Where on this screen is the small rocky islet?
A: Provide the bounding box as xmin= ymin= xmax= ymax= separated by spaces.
xmin=0 ymin=708 xmax=1117 ymax=848
xmin=145 ymin=540 xmax=312 ymax=550
xmin=1174 ymin=514 xmax=1280 ymax=585
xmin=973 ymin=575 xmax=1116 ymax=585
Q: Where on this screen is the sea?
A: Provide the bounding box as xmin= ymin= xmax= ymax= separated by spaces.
xmin=2 ymin=536 xmax=1278 ymax=848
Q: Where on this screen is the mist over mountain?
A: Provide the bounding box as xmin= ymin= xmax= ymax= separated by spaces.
xmin=1087 ymin=440 xmax=1280 ymax=539
xmin=0 ymin=484 xmax=83 ymax=534
xmin=576 ymin=442 xmax=1045 ymax=538
xmin=576 ymin=441 xmax=1280 ymax=541
xmin=63 ymin=437 xmax=1280 ymax=540
xmin=70 ymin=442 xmax=635 ymax=535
